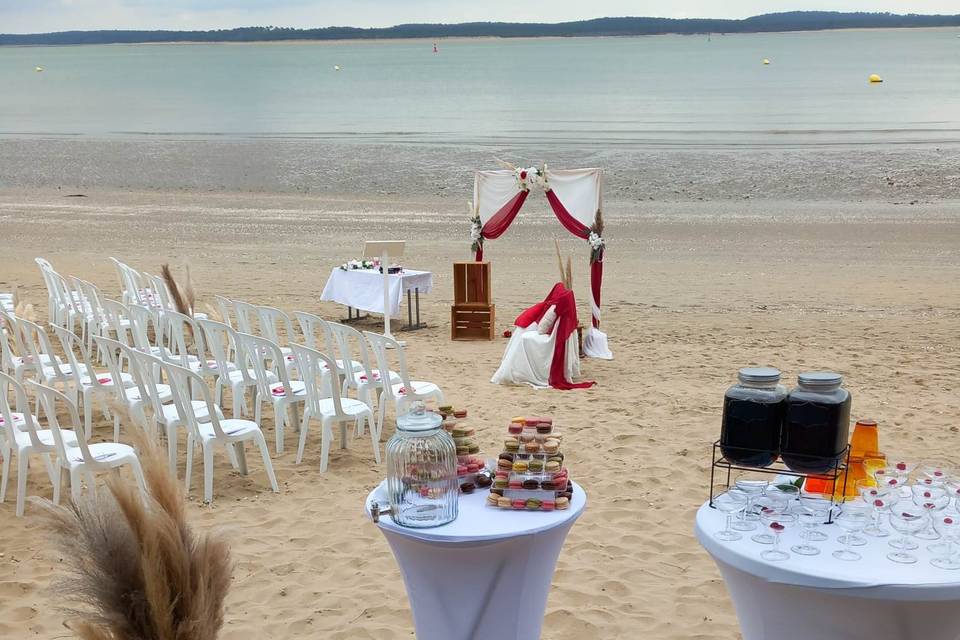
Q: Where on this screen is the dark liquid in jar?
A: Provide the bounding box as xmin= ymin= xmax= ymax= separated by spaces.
xmin=781 ymin=397 xmax=851 ymax=474
xmin=720 ymin=397 xmax=785 ymax=467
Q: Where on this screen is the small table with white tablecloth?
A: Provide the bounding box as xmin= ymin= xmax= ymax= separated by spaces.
xmin=695 ymin=501 xmax=960 ymax=640
xmin=366 ymin=480 xmax=586 ymax=640
xmin=320 ymin=267 xmax=432 ymax=330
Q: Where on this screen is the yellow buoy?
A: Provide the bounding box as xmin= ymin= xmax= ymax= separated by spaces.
xmin=763 ymin=58 xmax=770 ymax=65
xmin=869 ymin=74 xmax=883 ymax=83
xmin=34 ymin=66 xmax=44 ymax=72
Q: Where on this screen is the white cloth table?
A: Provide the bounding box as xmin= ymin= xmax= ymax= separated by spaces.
xmin=695 ymin=502 xmax=960 ymax=640
xmin=321 ymin=268 xmax=433 ymax=319
xmin=366 ymin=480 xmax=586 ymax=640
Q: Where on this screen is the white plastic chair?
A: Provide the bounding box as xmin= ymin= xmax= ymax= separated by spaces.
xmin=237 ymin=332 xmax=306 ymax=455
xmin=1 ymin=308 xmax=61 ymax=382
xmin=93 ymin=336 xmax=171 ymax=440
xmin=364 ymin=331 xmax=444 ymax=436
xmin=328 ymin=322 xmax=400 ymax=421
xmin=160 ymin=359 xmax=278 ymax=503
xmin=199 ymin=319 xmax=277 ymax=418
xmin=29 ymin=380 xmax=146 ymax=504
xmin=293 ymin=311 xmax=363 ymax=376
xmin=232 ymin=300 xmax=260 ymax=335
xmin=291 ymin=344 xmax=377 ymax=471
xmin=52 ymin=326 xmax=133 ymax=441
xmin=17 ymin=318 xmax=83 ymax=400
xmin=257 ymin=305 xmax=299 ymax=376
xmin=0 ymin=372 xmax=78 ymax=515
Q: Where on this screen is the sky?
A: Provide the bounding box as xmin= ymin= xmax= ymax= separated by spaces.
xmin=0 ymin=0 xmax=956 ymax=34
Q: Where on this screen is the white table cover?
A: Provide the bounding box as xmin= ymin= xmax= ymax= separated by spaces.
xmin=366 ymin=480 xmax=586 ymax=639
xmin=695 ymin=501 xmax=960 ymax=640
xmin=321 ymin=268 xmax=433 ymax=318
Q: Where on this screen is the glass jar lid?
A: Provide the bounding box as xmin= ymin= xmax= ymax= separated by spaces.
xmin=738 ymin=367 xmax=781 ymax=384
xmin=797 ymin=371 xmax=843 ymax=389
xmin=396 ymin=401 xmax=442 ymax=432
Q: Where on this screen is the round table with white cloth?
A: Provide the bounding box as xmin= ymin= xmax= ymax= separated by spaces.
xmin=695 ymin=501 xmax=960 ymax=640
xmin=366 ymin=480 xmax=586 ymax=640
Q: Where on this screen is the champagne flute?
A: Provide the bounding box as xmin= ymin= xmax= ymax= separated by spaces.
xmin=833 ymin=505 xmax=870 ymax=561
xmin=931 ymin=515 xmax=960 ymax=570
xmin=912 ymin=485 xmax=949 ymax=540
xmin=713 ymin=487 xmax=748 ymax=541
xmin=888 ymin=505 xmax=926 ymax=564
xmin=732 ymin=478 xmax=768 ymax=531
xmin=760 ymin=511 xmax=797 ymax=562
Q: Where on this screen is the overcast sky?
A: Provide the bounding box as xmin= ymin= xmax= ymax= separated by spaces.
xmin=1 ymin=0 xmax=956 ymax=34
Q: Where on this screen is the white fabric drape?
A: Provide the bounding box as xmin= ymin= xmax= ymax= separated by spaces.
xmin=490 ymin=322 xmax=580 ymax=388
xmin=474 ymin=170 xmax=521 ymax=225
xmin=544 ymin=168 xmax=602 ymax=228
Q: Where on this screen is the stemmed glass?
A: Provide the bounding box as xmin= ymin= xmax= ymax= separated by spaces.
xmin=732 ymin=479 xmax=768 ymax=532
xmin=874 ymin=466 xmax=908 ymax=496
xmin=888 ymin=505 xmax=927 ymax=564
xmin=930 ymin=515 xmax=960 ymax=570
xmin=713 ymin=487 xmax=749 ymax=541
xmin=751 ymin=497 xmax=788 ymax=544
xmin=856 ymin=479 xmax=894 ymax=538
xmin=912 ymin=485 xmax=949 ymax=540
xmin=765 ymin=482 xmax=801 ymax=505
xmin=918 ymin=465 xmax=950 ymax=487
xmin=836 ymin=501 xmax=870 ymax=547
xmin=792 ymin=508 xmax=823 ymax=556
xmin=798 ymin=492 xmax=832 ymax=542
xmin=760 ymin=511 xmax=797 ymax=562
xmin=833 ymin=504 xmax=870 ymax=561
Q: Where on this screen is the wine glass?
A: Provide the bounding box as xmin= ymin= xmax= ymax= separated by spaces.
xmin=919 ymin=465 xmax=950 ymax=487
xmin=732 ymin=478 xmax=768 ymax=531
xmin=911 ymin=485 xmax=949 ymax=540
xmin=856 ymin=479 xmax=894 ymax=538
xmin=760 ymin=511 xmax=797 ymax=562
xmin=713 ymin=487 xmax=748 ymax=541
xmin=751 ymin=497 xmax=788 ymax=544
xmin=764 ymin=482 xmax=801 ymax=506
xmin=931 ymin=515 xmax=960 ymax=570
xmin=835 ymin=502 xmax=871 ymax=548
xmin=874 ymin=466 xmax=908 ymax=495
xmin=798 ymin=492 xmax=833 ymax=541
xmin=792 ymin=508 xmax=822 ymax=556
xmin=888 ymin=505 xmax=927 ymax=564
xmin=889 ymin=460 xmax=919 ymax=478
xmin=833 ymin=505 xmax=870 ymax=561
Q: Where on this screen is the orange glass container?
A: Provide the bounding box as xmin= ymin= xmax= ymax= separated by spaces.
xmin=850 ymin=419 xmax=879 ymax=458
xmin=863 ymin=451 xmax=887 ymax=478
xmin=834 ymin=456 xmax=868 ymax=500
xmin=803 ymin=475 xmax=833 ymax=496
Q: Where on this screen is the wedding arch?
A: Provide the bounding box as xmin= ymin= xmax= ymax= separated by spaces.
xmin=469 ymin=164 xmax=612 ymax=359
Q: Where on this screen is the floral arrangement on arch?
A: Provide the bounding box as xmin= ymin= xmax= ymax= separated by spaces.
xmin=588 ymin=210 xmax=605 ymax=264
xmin=514 ymin=165 xmax=548 ymax=192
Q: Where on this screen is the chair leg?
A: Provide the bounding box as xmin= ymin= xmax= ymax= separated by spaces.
xmin=70 ymin=468 xmax=82 ymax=503
xmin=319 ymin=417 xmax=333 ymax=473
xmin=231 ymin=384 xmax=242 ymax=418
xmin=166 ymin=425 xmax=178 ymax=478
xmin=52 ymin=462 xmax=62 ymax=506
xmin=130 ymin=458 xmax=148 ymax=499
xmin=274 ymin=405 xmax=284 ymax=455
xmin=113 ymin=412 xmax=121 ymax=442
xmin=291 ymin=403 xmax=300 ymax=434
xmin=0 ymin=442 xmax=10 ymax=502
xmin=85 ymin=470 xmax=98 ymax=498
xmin=253 ymin=432 xmax=279 ymax=493
xmin=215 ymin=379 xmax=223 ymax=407
xmin=377 ymin=392 xmax=387 ymax=440
xmin=233 ymin=442 xmax=248 ymax=476
xmin=16 ymin=454 xmax=28 ymax=517
xmin=203 ymin=444 xmax=215 ymax=503
xmin=296 ymin=413 xmax=310 ymax=465
xmin=84 ymin=389 xmax=93 ymax=441
xmin=184 ymin=435 xmax=195 ymax=494
xmin=367 ymin=414 xmax=381 ymax=464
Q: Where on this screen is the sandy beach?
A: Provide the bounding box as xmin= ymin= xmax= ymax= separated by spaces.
xmin=0 ymin=138 xmax=958 ymax=640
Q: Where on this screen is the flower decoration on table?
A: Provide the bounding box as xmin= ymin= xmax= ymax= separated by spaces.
xmin=339 ymin=258 xmax=377 ymax=271
xmin=470 ymin=206 xmax=484 ymax=255
xmin=588 ymin=210 xmax=605 ymax=264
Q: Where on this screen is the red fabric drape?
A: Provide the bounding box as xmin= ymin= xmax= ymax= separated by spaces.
xmin=514 ymin=283 xmax=595 ymax=390
xmin=475 ymin=190 xmax=529 ymax=261
xmin=546 ymin=188 xmax=603 ymax=329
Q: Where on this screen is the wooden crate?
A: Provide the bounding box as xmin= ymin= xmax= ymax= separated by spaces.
xmin=453 ymin=261 xmax=491 ymax=306
xmin=451 ymin=304 xmax=496 ymax=341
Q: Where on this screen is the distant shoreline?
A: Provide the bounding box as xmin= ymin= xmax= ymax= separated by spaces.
xmin=1 ymin=26 xmax=958 ymax=48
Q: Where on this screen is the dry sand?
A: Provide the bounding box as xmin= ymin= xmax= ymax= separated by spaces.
xmin=0 ymin=185 xmax=958 ymax=639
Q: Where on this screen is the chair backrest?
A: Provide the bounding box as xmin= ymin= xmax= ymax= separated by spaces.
xmin=236 ymin=333 xmax=295 ymax=400
xmin=0 ymin=308 xmax=25 ymax=372
xmin=363 ymin=331 xmax=413 ymax=401
xmin=162 ymin=309 xmax=202 ymax=368
xmin=35 ymin=260 xmax=58 ymax=323
xmin=213 ymin=295 xmax=235 ymax=330
xmin=92 ymin=336 xmax=131 ymax=404
xmin=328 ymin=322 xmax=373 ymax=390
xmin=198 ymin=318 xmax=250 ymax=383
xmin=145 ymin=272 xmax=172 ymax=312
xmin=292 ymin=311 xmax=337 ymax=356
xmin=0 ymin=371 xmax=50 ymax=452
xmin=29 ymin=380 xmax=103 ymax=468
xmin=52 ymin=326 xmax=103 ymax=391
xmin=121 ymin=345 xmax=168 ymax=423
xmin=100 ymin=298 xmax=132 ymax=347
xmin=159 ymin=359 xmax=228 ymax=440
xmin=127 ymin=304 xmax=160 ymax=353
xmin=257 ymin=305 xmax=296 ymax=347
xmin=17 ymin=318 xmax=69 ymax=379
xmin=291 ymin=343 xmax=345 ymax=418
xmin=233 ymin=300 xmax=259 ymax=335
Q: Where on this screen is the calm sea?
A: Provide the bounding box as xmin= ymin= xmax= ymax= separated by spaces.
xmin=1 ymin=28 xmax=958 ymax=147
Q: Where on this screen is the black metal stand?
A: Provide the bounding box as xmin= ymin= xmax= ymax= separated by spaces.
xmin=343 ymin=307 xmax=368 ymax=323
xmin=709 ymin=441 xmax=851 ymax=524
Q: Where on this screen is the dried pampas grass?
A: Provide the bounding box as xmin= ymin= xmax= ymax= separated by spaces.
xmin=554 ymin=240 xmax=574 ymax=291
xmin=39 ymin=430 xmax=232 ymax=640
xmin=160 ymin=264 xmax=193 ymax=318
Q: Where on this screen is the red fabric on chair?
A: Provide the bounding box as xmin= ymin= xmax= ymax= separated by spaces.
xmin=475 ymin=190 xmax=529 ymax=261
xmin=514 ymin=283 xmax=595 ymax=390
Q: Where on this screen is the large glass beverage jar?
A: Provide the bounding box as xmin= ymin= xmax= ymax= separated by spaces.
xmin=385 ymin=402 xmax=459 ymax=528
xmin=720 ymin=367 xmax=787 ymax=468
xmin=782 ymin=372 xmax=852 ymax=475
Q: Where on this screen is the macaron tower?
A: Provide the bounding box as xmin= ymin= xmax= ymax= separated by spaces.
xmin=438 ymin=406 xmax=491 ymax=494
xmin=486 ymin=416 xmax=572 ymax=511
